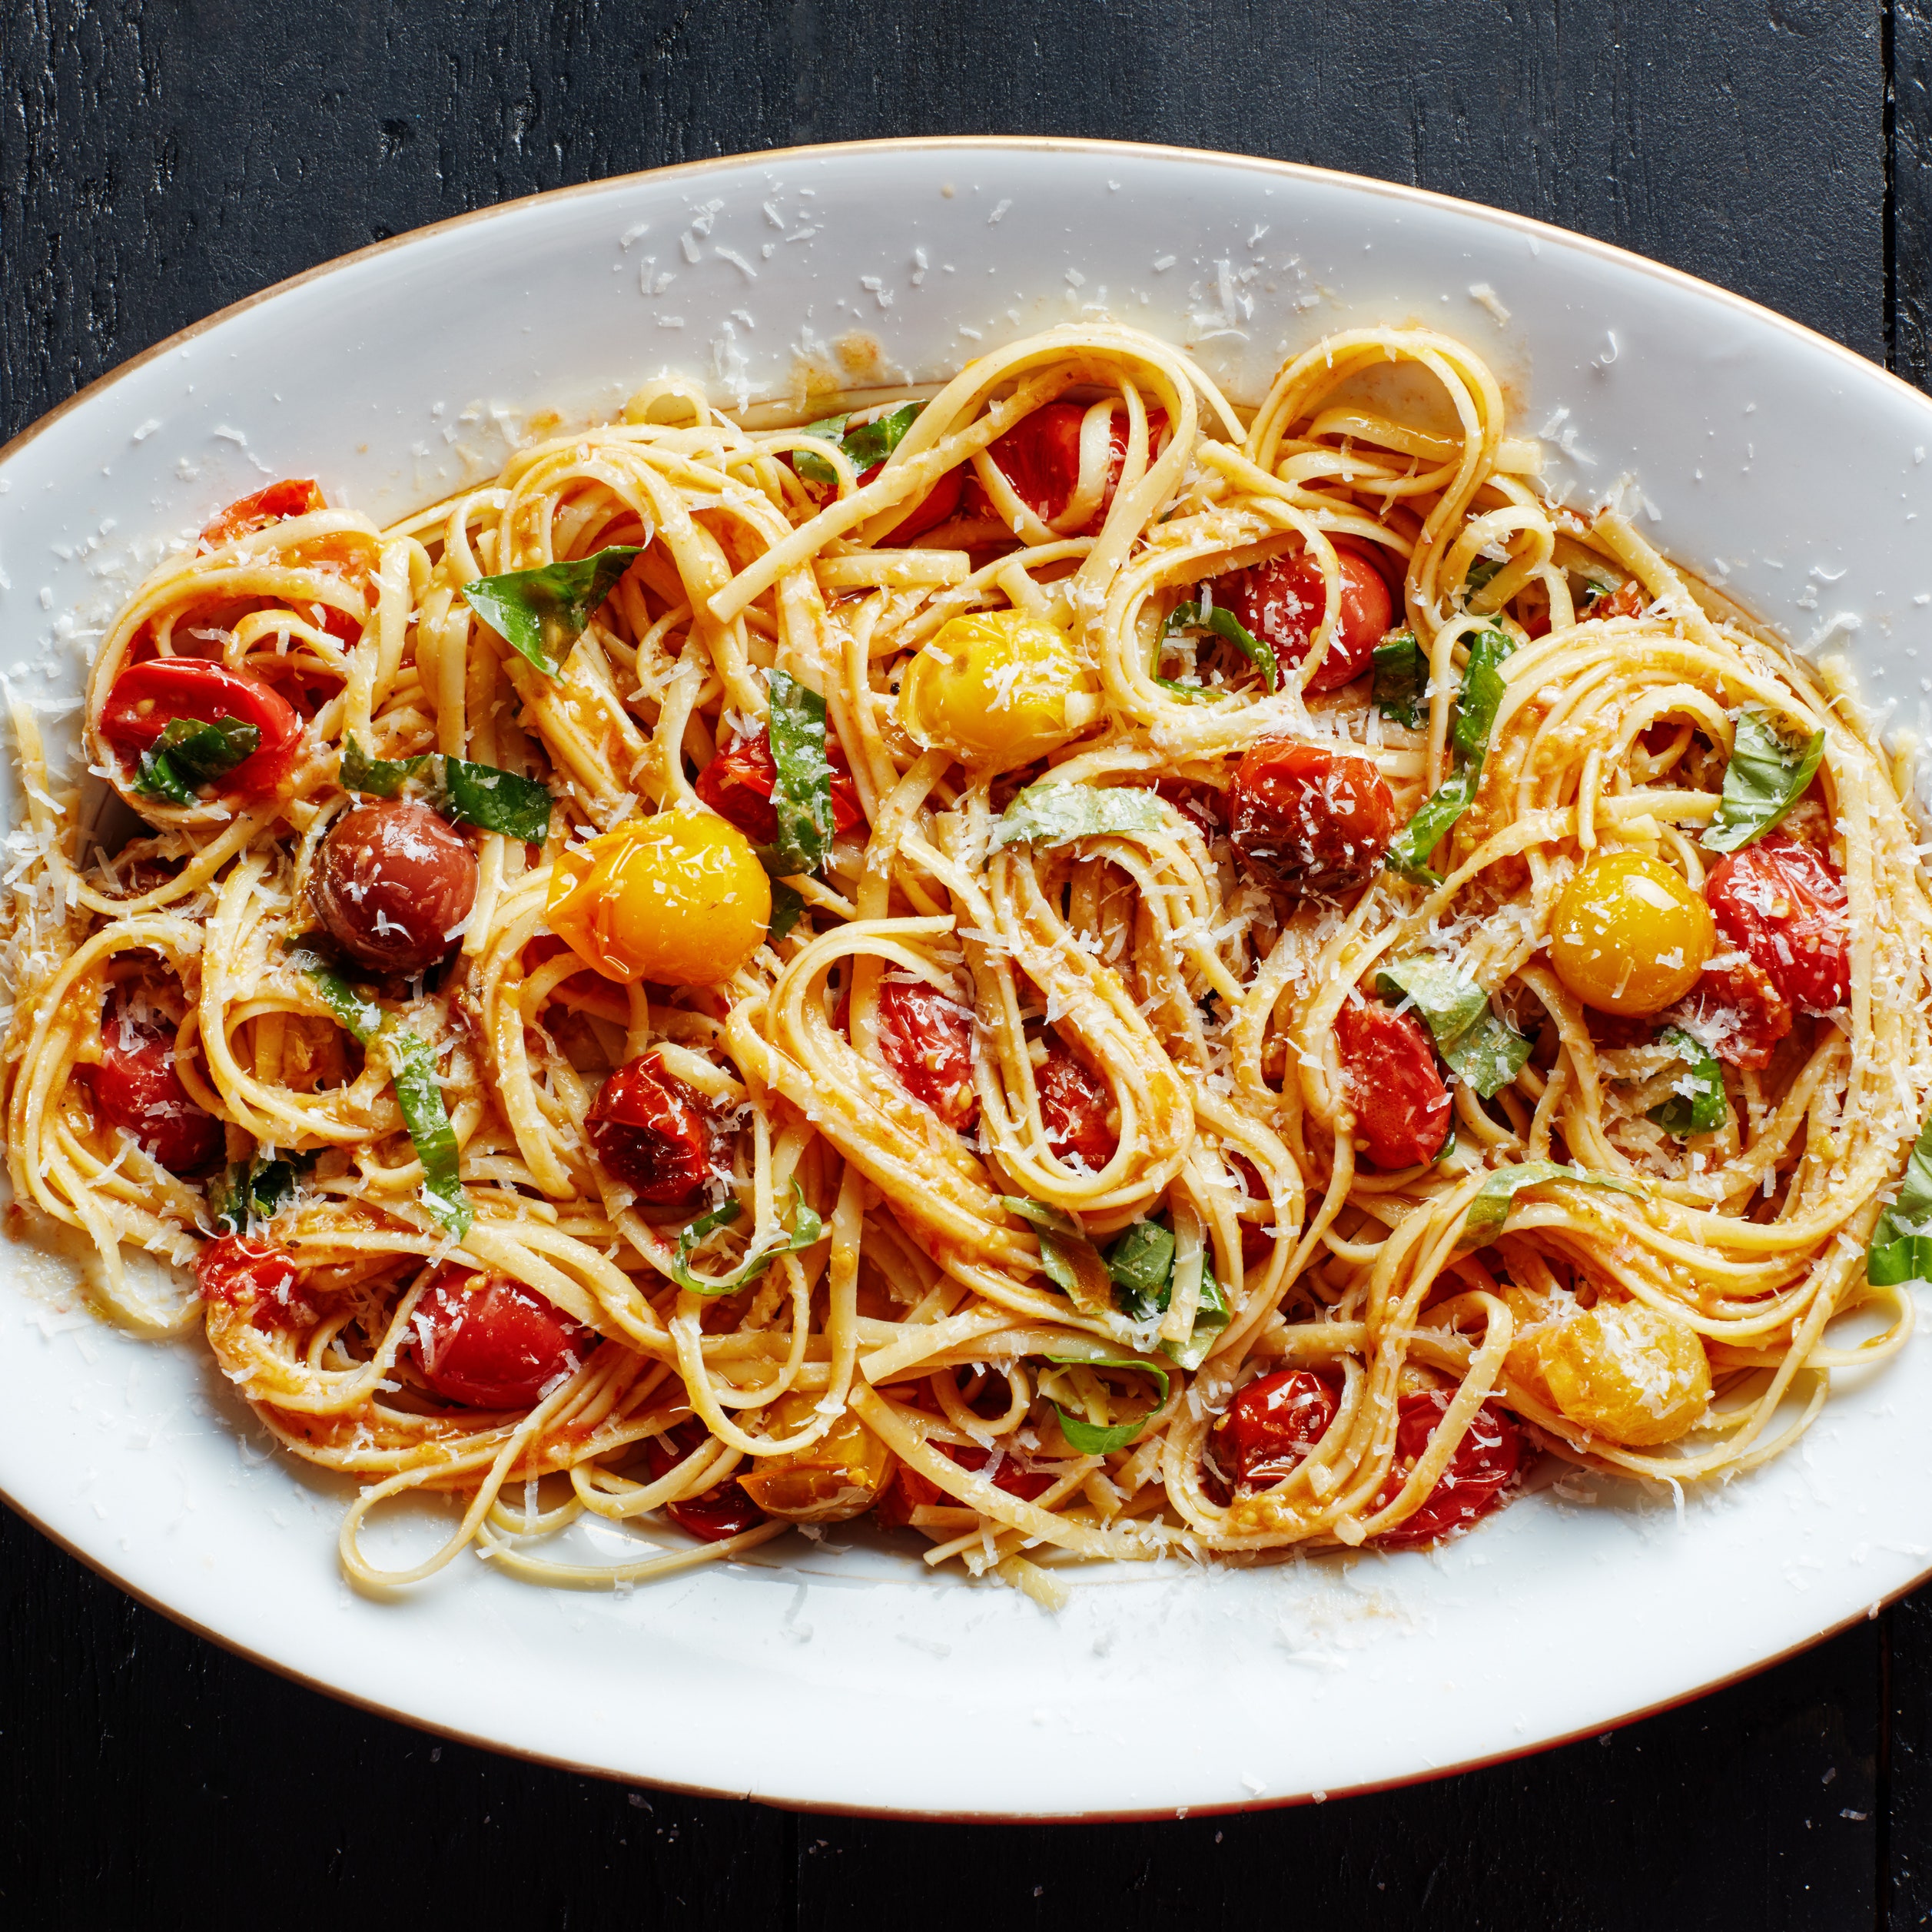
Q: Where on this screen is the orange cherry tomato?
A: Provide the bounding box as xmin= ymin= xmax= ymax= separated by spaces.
xmin=1207 ymin=1369 xmax=1340 ymax=1501
xmin=1036 ymin=1038 xmax=1116 ymax=1170
xmin=586 ymin=1054 xmax=719 ymax=1204
xmin=409 ymin=1266 xmax=597 ymax=1409
xmin=93 ymin=1022 xmax=222 ymax=1173
xmin=1371 ymin=1389 xmax=1522 ymax=1547
xmin=1336 ymin=999 xmax=1452 ymax=1170
xmin=694 ymin=729 xmax=865 ymax=847
xmin=1220 ymin=548 xmax=1393 ymax=693
xmin=644 ymin=1419 xmax=768 ymax=1542
xmin=197 ymin=1234 xmax=310 ymax=1328
xmin=1228 ymin=742 xmax=1396 ymax=896
xmin=199 ymin=478 xmax=325 ymax=549
xmin=1705 ymin=830 xmax=1850 ymax=1017
xmin=99 ymin=658 xmax=302 ymax=799
xmin=969 ymin=402 xmax=1167 ymax=534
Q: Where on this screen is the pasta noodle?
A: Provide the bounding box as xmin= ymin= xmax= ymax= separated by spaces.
xmin=6 ymin=318 xmax=1929 ymax=1602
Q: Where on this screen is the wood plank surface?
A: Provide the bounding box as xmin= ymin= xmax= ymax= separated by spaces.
xmin=0 ymin=2 xmax=1913 ymax=1926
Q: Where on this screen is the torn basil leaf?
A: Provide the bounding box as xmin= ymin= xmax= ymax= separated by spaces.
xmin=768 ymin=880 xmax=805 ymax=944
xmin=1373 ymin=632 xmax=1429 ymax=727
xmin=1002 ymin=1196 xmax=1110 ymax=1311
xmin=991 ymin=782 xmax=1167 ymax=851
xmin=1456 ymin=1163 xmax=1642 ymax=1253
xmin=1104 ymin=1219 xmax=1177 ymax=1323
xmin=1648 ymin=1024 xmax=1726 ymax=1137
xmin=290 ymin=948 xmax=384 ymax=1044
xmin=1867 ymin=1105 xmax=1932 ymax=1286
xmin=461 ymin=544 xmax=643 ymax=677
xmin=765 ymin=670 xmax=835 ymax=875
xmin=212 ymin=1150 xmax=307 ymax=1236
xmin=440 ymin=756 xmax=553 ymax=844
xmin=1042 ymin=1340 xmax=1172 ymax=1454
xmin=1386 ymin=626 xmax=1515 ymax=884
xmin=1702 ymin=706 xmax=1826 ymax=854
xmin=1375 ymin=955 xmax=1530 ymax=1101
xmin=1386 ymin=764 xmax=1479 ymax=885
xmin=1161 ymin=1264 xmax=1230 ymax=1372
xmin=1165 ymin=599 xmax=1279 ymax=692
xmin=339 ymin=738 xmax=428 ymax=798
xmin=1452 ymin=625 xmax=1515 ymax=768
xmin=134 ymin=716 xmax=261 ymax=805
xmin=792 ymin=403 xmax=923 ymax=490
xmin=671 ymin=1183 xmax=825 ymax=1296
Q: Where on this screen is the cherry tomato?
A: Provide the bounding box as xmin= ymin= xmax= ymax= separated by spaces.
xmin=196 ymin=1234 xmax=310 ymax=1327
xmin=1227 ymin=1150 xmax=1276 ymax=1270
xmin=1336 ymin=999 xmax=1452 ymax=1170
xmin=1549 ymin=851 xmax=1715 ymax=1017
xmin=1674 ymin=954 xmax=1793 ymax=1071
xmin=1208 ymin=1369 xmax=1340 ymax=1496
xmin=879 ymin=1440 xmax=1056 ymax=1526
xmin=643 ymin=1419 xmax=768 ymax=1542
xmin=311 ymin=799 xmax=477 ymax=977
xmin=694 ymin=728 xmax=865 ymax=847
xmin=970 ymin=403 xmax=1167 ymax=534
xmin=586 ymin=1055 xmax=719 ymax=1203
xmin=857 ymin=454 xmax=964 ymax=543
xmin=876 ymin=978 xmax=978 ymax=1131
xmin=199 ymin=478 xmax=325 ymax=549
xmin=93 ymin=1023 xmax=222 ymax=1172
xmin=99 ymin=658 xmax=302 ymax=800
xmin=1371 ymin=1389 xmax=1522 ymax=1546
xmin=1588 ymin=579 xmax=1646 ymax=621
xmin=1228 ymin=742 xmax=1396 ymax=896
xmin=1153 ymin=778 xmax=1225 ymax=839
xmin=1220 ymin=549 xmax=1393 ymax=694
xmin=1036 ymin=1039 xmax=1117 ymax=1170
xmin=408 ymin=1266 xmax=597 ymax=1409
xmin=1705 ymin=830 xmax=1849 ymax=1017
xmin=895 ymin=609 xmax=1098 ymax=771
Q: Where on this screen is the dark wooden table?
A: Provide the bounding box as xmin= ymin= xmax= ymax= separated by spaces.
xmin=2 ymin=2 xmax=1928 ymax=1924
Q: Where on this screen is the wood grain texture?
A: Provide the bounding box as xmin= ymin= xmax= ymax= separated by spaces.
xmin=0 ymin=2 xmax=1914 ymax=1926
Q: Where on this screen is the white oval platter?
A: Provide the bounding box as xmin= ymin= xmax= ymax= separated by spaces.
xmin=2 ymin=138 xmax=1930 ymax=1820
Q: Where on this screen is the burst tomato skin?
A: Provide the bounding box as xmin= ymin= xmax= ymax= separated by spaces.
xmin=1335 ymin=1000 xmax=1452 ymax=1170
xmin=694 ymin=729 xmax=865 ymax=847
xmin=970 ymin=402 xmax=1167 ymax=534
xmin=644 ymin=1419 xmax=768 ymax=1541
xmin=1372 ymin=1389 xmax=1522 ymax=1545
xmin=409 ymin=1267 xmax=596 ymax=1409
xmin=878 ymin=1440 xmax=1055 ymax=1525
xmin=1036 ymin=1040 xmax=1116 ymax=1170
xmin=586 ymin=1055 xmax=719 ymax=1205
xmin=1228 ymin=742 xmax=1396 ymax=896
xmin=196 ymin=1234 xmax=309 ymax=1327
xmin=1209 ymin=1369 xmax=1341 ymax=1498
xmin=857 ymin=456 xmax=964 ymax=542
xmin=1673 ymin=954 xmax=1793 ymax=1071
xmin=1705 ymin=830 xmax=1850 ymax=1017
xmin=93 ymin=1024 xmax=223 ymax=1173
xmin=1220 ymin=549 xmax=1393 ymax=694
xmin=199 ymin=478 xmax=325 ymax=549
xmin=99 ymin=658 xmax=303 ymax=799
xmin=874 ymin=978 xmax=978 ymax=1132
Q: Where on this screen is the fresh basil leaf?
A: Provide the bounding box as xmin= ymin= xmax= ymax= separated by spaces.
xmin=1160 ymin=1263 xmax=1230 ymax=1371
xmin=1165 ymin=599 xmax=1278 ymax=692
xmin=1386 ymin=765 xmax=1478 ymax=885
xmin=212 ymin=1150 xmax=307 ymax=1236
xmin=1104 ymin=1220 xmax=1177 ymax=1323
xmin=1373 ymin=632 xmax=1429 ymax=727
xmin=1042 ymin=1340 xmax=1172 ymax=1454
xmin=1867 ymin=1104 xmax=1932 ymax=1286
xmin=1452 ymin=625 xmax=1515 ymax=767
xmin=670 ymin=1182 xmax=824 ymax=1296
xmin=1456 ymin=1163 xmax=1642 ymax=1253
xmin=134 ymin=715 xmax=262 ymax=805
xmin=792 ymin=413 xmax=851 ymax=490
xmin=1463 ymin=557 xmax=1504 ymax=599
xmin=1442 ymin=1010 xmax=1532 ymax=1100
xmin=290 ymin=948 xmax=384 ymax=1044
xmin=765 ymin=670 xmax=835 ymax=875
xmin=461 ymin=545 xmax=643 ymax=677
xmin=1702 ymin=706 xmax=1827 ymax=854
xmin=840 ymin=402 xmax=923 ymax=470
xmin=1001 ymin=1197 xmax=1110 ymax=1311
xmin=768 ymin=880 xmax=805 ymax=943
xmin=340 ymin=737 xmax=429 ymax=798
xmin=992 ymin=782 xmax=1168 ymax=851
xmin=440 ymin=756 xmax=554 ymax=843
xmin=382 ymin=1027 xmax=470 ymax=1234
xmin=1386 ymin=628 xmax=1515 ymax=884
xmin=1151 ymin=676 xmax=1221 ymax=704
xmin=1648 ymin=1024 xmax=1727 ymax=1137
xmin=1374 ymin=956 xmax=1529 ymax=1101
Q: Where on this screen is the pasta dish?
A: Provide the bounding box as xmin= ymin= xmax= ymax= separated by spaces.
xmin=5 ymin=320 xmax=1928 ymax=1605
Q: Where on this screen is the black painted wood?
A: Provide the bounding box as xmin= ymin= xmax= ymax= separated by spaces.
xmin=0 ymin=2 xmax=1914 ymax=1926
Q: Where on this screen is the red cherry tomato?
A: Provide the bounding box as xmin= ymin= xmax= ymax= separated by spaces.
xmin=1227 ymin=1151 xmax=1276 ymax=1270
xmin=1208 ymin=1369 xmax=1341 ymax=1499
xmin=643 ymin=1419 xmax=768 ymax=1542
xmin=1036 ymin=1040 xmax=1117 ymax=1170
xmin=1589 ymin=579 xmax=1646 ymax=621
xmin=694 ymin=728 xmax=865 ymax=847
xmin=1674 ymin=954 xmax=1794 ymax=1071
xmin=93 ymin=1024 xmax=222 ymax=1172
xmin=408 ymin=1266 xmax=597 ymax=1409
xmin=585 ymin=1055 xmax=719 ymax=1204
xmin=199 ymin=478 xmax=325 ymax=549
xmin=880 ymin=1440 xmax=1055 ymax=1525
xmin=1336 ymin=1000 xmax=1452 ymax=1170
xmin=1220 ymin=549 xmax=1393 ymax=694
xmin=196 ymin=1234 xmax=310 ymax=1328
xmin=1705 ymin=830 xmax=1849 ymax=1017
xmin=858 ymin=456 xmax=965 ymax=543
xmin=99 ymin=658 xmax=302 ymax=799
xmin=1153 ymin=778 xmax=1225 ymax=839
xmin=1228 ymin=742 xmax=1396 ymax=896
xmin=1372 ymin=1389 xmax=1522 ymax=1546
xmin=971 ymin=402 xmax=1167 ymax=535
xmin=875 ymin=978 xmax=978 ymax=1132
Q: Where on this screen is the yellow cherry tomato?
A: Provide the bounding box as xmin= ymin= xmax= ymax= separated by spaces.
xmin=1549 ymin=850 xmax=1715 ymax=1016
xmin=737 ymin=1393 xmax=894 ymax=1523
xmin=546 ymin=808 xmax=770 ymax=986
xmin=895 ymin=608 xmax=1101 ymax=770
xmin=1527 ymin=1299 xmax=1711 ymax=1446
